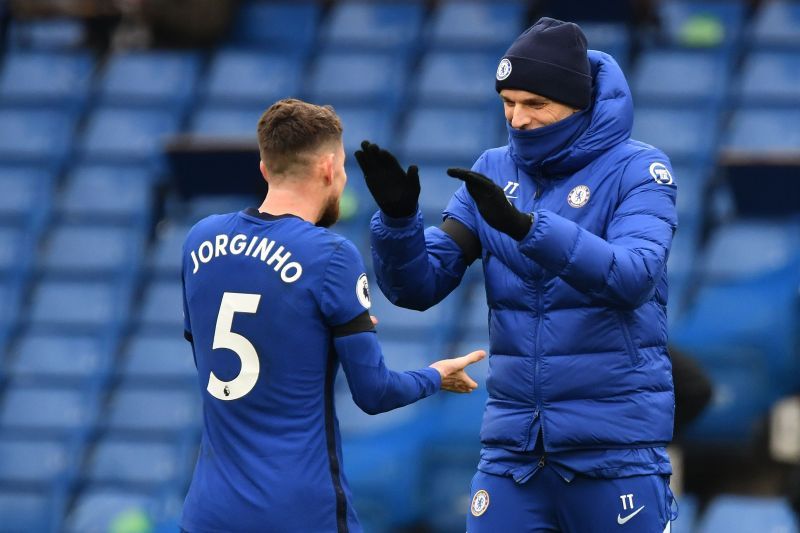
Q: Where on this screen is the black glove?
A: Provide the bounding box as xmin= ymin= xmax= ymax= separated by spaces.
xmin=447 ymin=168 xmax=532 ymax=241
xmin=354 ymin=140 xmax=420 ymax=218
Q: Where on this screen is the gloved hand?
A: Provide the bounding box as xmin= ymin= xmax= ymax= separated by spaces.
xmin=354 ymin=140 xmax=420 ymax=218
xmin=447 ymin=168 xmax=533 ymax=241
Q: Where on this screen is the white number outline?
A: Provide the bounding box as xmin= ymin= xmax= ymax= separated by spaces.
xmin=208 ymin=292 xmax=261 ymax=401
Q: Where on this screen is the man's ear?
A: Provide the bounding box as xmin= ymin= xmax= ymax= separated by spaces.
xmin=259 ymin=160 xmax=268 ymax=181
xmin=321 ymin=152 xmax=335 ymax=185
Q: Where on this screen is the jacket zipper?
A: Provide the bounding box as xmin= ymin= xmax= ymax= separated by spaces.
xmin=617 ymin=311 xmax=639 ymax=366
xmin=530 ymin=179 xmax=545 ymax=450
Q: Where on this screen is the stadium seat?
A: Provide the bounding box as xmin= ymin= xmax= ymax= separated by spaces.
xmin=698 ymin=495 xmax=800 ymax=533
xmin=750 ymin=0 xmax=800 ymax=48
xmin=10 ymin=332 xmax=110 ymax=384
xmin=658 ymin=0 xmax=746 ymax=49
xmin=413 ymin=51 xmax=500 ymax=106
xmin=336 ymin=106 xmax=395 ymax=156
xmin=0 ymin=281 xmax=22 ymax=331
xmin=79 ymin=107 xmax=181 ymax=163
xmin=149 ymin=222 xmax=193 ymax=275
xmin=670 ymin=164 xmax=709 ymax=226
xmin=104 ymin=386 xmax=200 ymax=435
xmin=427 ymin=1 xmax=526 ymax=51
xmin=0 ymin=490 xmax=61 ymax=532
xmin=369 ymin=286 xmax=450 ymax=340
xmin=39 ymin=225 xmax=144 ymax=276
xmin=85 ymin=437 xmax=188 ymax=487
xmin=139 ymin=280 xmax=184 ymax=329
xmin=59 ymin=164 xmax=154 ymax=221
xmin=65 ymin=489 xmax=183 ymax=533
xmin=321 ymin=1 xmax=425 ymax=52
xmin=671 ymin=494 xmax=698 ymax=533
xmin=0 ymin=385 xmax=99 ymax=436
xmin=189 ymin=104 xmax=262 ymax=141
xmin=632 ymin=106 xmax=718 ymax=163
xmin=416 ymin=164 xmax=462 ymax=221
xmin=0 ymin=437 xmax=73 ymax=486
xmin=723 ymin=107 xmax=800 ymax=155
xmin=398 ymin=107 xmax=498 ymax=165
xmin=229 ymin=1 xmax=321 ymax=52
xmin=97 ymin=51 xmax=200 ymax=107
xmin=121 ymin=333 xmax=196 ymax=384
xmin=578 ymin=22 xmax=630 ymax=68
xmin=203 ymin=50 xmax=304 ymax=105
xmin=0 ymin=227 xmax=30 ymax=276
xmin=0 ymin=166 xmax=55 ymax=222
xmin=0 ymin=51 xmax=94 ymax=106
xmin=6 ymin=18 xmax=86 ymax=50
xmin=738 ymin=51 xmax=800 ymax=104
xmin=632 ymin=49 xmax=730 ymax=105
xmin=28 ymin=279 xmax=132 ymax=330
xmin=0 ymin=108 xmax=77 ymax=166
xmin=306 ymin=51 xmax=409 ymax=108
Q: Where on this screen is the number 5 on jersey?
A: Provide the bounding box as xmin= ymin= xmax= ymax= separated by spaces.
xmin=208 ymin=292 xmax=261 ymax=401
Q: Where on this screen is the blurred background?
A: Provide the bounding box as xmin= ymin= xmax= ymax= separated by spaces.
xmin=0 ymin=0 xmax=798 ymax=531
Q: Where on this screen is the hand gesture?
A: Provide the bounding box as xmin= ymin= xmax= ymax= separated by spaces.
xmin=354 ymin=140 xmax=420 ymax=218
xmin=447 ymin=168 xmax=532 ymax=241
xmin=430 ymin=350 xmax=486 ymax=393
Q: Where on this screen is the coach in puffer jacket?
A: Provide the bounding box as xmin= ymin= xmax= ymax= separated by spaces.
xmin=356 ymin=15 xmax=679 ymax=510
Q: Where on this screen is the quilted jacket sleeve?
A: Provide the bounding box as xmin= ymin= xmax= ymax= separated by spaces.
xmin=519 ymin=149 xmax=678 ymax=310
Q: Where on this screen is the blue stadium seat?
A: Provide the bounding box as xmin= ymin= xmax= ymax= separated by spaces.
xmin=86 ymin=438 xmax=187 ymax=487
xmin=0 ymin=227 xmax=29 ymax=275
xmin=427 ymin=1 xmax=525 ymax=51
xmin=105 ymin=386 xmax=200 ymax=435
xmin=0 ymin=166 xmax=55 ymax=222
xmin=7 ymin=18 xmax=86 ymax=50
xmin=578 ymin=22 xmax=630 ymax=68
xmin=701 ymin=219 xmax=800 ymax=281
xmin=337 ymin=106 xmax=394 ymax=155
xmin=671 ymin=164 xmax=708 ymax=226
xmin=65 ymin=489 xmax=182 ymax=533
xmin=751 ymin=0 xmax=800 ymax=48
xmin=723 ymin=108 xmax=800 ymax=154
xmin=10 ymin=333 xmax=110 ymax=383
xmin=369 ymin=285 xmax=450 ymax=340
xmin=149 ymin=222 xmax=193 ymax=275
xmin=139 ymin=280 xmax=184 ymax=328
xmin=306 ymin=52 xmax=409 ymax=108
xmin=0 ymin=108 xmax=76 ymax=165
xmin=40 ymin=225 xmax=144 ymax=276
xmin=0 ymin=385 xmax=99 ymax=436
xmin=421 ymin=453 xmax=478 ymax=533
xmin=0 ymin=51 xmax=94 ymax=106
xmin=658 ymin=0 xmax=746 ymax=48
xmin=413 ymin=51 xmax=499 ymax=106
xmin=28 ymin=279 xmax=132 ymax=330
xmin=229 ymin=1 xmax=321 ymax=52
xmin=0 ymin=437 xmax=73 ymax=486
xmin=321 ymin=1 xmax=424 ymax=51
xmin=699 ymin=495 xmax=799 ymax=533
xmin=632 ymin=106 xmax=718 ymax=163
xmin=632 ymin=50 xmax=730 ymax=104
xmin=59 ymin=164 xmax=154 ymax=221
xmin=0 ymin=491 xmax=60 ymax=532
xmin=203 ymin=50 xmax=303 ymax=105
xmin=671 ymin=494 xmax=698 ymax=533
xmin=121 ymin=333 xmax=196 ymax=384
xmin=416 ymin=164 xmax=462 ymax=221
xmin=97 ymin=51 xmax=200 ymax=107
xmin=189 ymin=105 xmax=262 ymax=140
xmin=398 ymin=107 xmax=497 ymax=165
xmin=0 ymin=281 xmax=22 ymax=331
xmin=738 ymin=51 xmax=800 ymax=104
xmin=79 ymin=107 xmax=181 ymax=163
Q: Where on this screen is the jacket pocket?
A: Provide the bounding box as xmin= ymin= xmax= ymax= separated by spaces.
xmin=616 ymin=311 xmax=640 ymax=366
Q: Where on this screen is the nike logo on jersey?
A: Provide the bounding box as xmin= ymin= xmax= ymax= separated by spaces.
xmin=617 ymin=505 xmax=645 ymax=525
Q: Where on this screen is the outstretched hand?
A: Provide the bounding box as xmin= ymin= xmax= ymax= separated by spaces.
xmin=447 ymin=168 xmax=533 ymax=241
xmin=354 ymin=140 xmax=420 ymax=218
xmin=430 ymin=350 xmax=487 ymax=393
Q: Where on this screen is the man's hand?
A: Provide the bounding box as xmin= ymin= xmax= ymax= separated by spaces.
xmin=430 ymin=350 xmax=486 ymax=393
xmin=447 ymin=168 xmax=533 ymax=241
xmin=354 ymin=140 xmax=420 ymax=218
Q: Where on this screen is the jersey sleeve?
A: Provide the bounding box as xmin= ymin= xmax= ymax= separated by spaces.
xmin=320 ymin=240 xmax=373 ymax=327
xmin=181 ymin=241 xmax=193 ymax=344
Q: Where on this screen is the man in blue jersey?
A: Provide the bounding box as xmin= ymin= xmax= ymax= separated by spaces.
xmin=180 ymin=98 xmax=485 ymax=533
xmin=356 ymin=18 xmax=678 ymax=533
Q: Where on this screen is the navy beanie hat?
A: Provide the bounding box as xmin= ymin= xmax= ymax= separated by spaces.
xmin=495 ymin=17 xmax=592 ymax=110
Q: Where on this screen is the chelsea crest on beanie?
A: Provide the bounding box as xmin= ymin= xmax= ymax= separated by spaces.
xmin=495 ymin=17 xmax=592 ymax=110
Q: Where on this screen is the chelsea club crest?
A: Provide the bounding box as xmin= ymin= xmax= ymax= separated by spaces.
xmin=471 ymin=489 xmax=490 ymax=517
xmin=567 ymin=185 xmax=591 ymax=208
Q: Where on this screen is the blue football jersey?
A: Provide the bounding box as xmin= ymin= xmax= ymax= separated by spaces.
xmin=180 ymin=208 xmax=440 ymax=533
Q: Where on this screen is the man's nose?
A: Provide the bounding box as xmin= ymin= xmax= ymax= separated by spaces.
xmin=511 ymin=108 xmax=530 ymax=129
